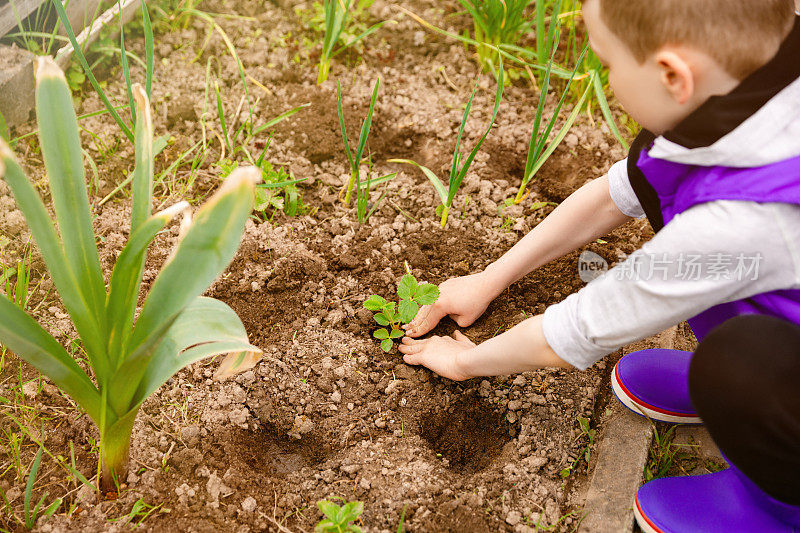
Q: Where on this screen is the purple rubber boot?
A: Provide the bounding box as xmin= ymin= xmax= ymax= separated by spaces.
xmin=611 ymin=349 xmax=701 ymax=424
xmin=635 ymin=466 xmax=800 ymax=532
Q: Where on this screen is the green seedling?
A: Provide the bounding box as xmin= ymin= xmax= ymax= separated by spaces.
xmin=336 ymin=78 xmax=396 ymax=206
xmin=315 ymin=499 xmax=364 ymax=533
xmin=111 ymin=497 xmax=164 ymax=527
xmin=559 ymin=416 xmax=596 ymax=478
xmin=24 ymin=446 xmax=61 ymax=529
xmin=316 ymin=0 xmax=388 ymax=84
xmin=390 ymin=65 xmax=504 ymax=227
xmin=355 ymin=156 xmax=395 ymax=224
xmin=219 ymin=158 xmax=307 ymax=218
xmin=0 ymin=58 xmax=260 ymax=491
xmin=364 ymin=271 xmax=439 ymax=352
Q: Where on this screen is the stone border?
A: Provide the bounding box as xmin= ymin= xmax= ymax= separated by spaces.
xmin=578 ymin=402 xmax=652 ymax=532
xmin=0 ymin=44 xmax=35 ymax=131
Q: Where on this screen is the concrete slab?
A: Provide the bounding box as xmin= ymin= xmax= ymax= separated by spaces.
xmin=0 ymin=44 xmax=35 ymax=131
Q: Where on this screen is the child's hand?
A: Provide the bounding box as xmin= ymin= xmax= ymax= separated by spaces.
xmin=403 ymin=272 xmax=499 ymax=337
xmin=398 ymin=330 xmax=475 ymax=381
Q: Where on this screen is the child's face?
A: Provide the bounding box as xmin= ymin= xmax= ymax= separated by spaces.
xmin=582 ymin=0 xmax=699 ymax=135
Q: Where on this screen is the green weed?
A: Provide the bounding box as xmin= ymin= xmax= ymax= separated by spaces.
xmin=51 ymin=0 xmax=155 ymax=142
xmin=23 ymin=446 xmax=61 ymax=529
xmin=559 ymin=416 xmax=596 ymax=478
xmin=219 ymin=158 xmax=308 ymax=218
xmin=110 ymin=497 xmax=165 ymax=527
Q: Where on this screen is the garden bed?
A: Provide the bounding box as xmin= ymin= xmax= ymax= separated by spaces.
xmin=0 ymin=0 xmax=672 ymax=531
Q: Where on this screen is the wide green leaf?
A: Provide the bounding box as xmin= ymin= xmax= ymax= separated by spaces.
xmin=397 ymin=274 xmax=417 ymax=301
xmin=0 ymin=294 xmax=101 ymax=422
xmin=130 ymin=85 xmax=154 ymax=235
xmin=35 ymin=58 xmax=107 ymax=338
xmin=398 ymin=299 xmax=418 ymax=324
xmin=128 ymin=297 xmax=259 ymax=409
xmin=373 ymin=328 xmax=389 ymax=340
xmin=318 ymin=500 xmax=340 ymax=522
xmin=363 ymin=295 xmax=388 ymax=311
xmin=0 ymin=139 xmax=108 ymax=381
xmin=415 ymin=283 xmax=440 ymax=306
xmin=109 ymin=168 xmax=258 ymax=415
xmin=105 ymin=202 xmax=189 ymax=368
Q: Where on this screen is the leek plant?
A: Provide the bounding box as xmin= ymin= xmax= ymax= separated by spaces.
xmin=354 ymin=157 xmax=395 ymax=224
xmin=317 ymin=0 xmax=387 ymax=84
xmin=390 ymin=67 xmax=504 ymax=227
xmin=336 ymin=79 xmax=395 ymax=207
xmin=0 ymin=58 xmax=260 ymax=491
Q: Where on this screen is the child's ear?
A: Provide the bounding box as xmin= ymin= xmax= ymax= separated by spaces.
xmin=654 ymin=50 xmax=694 ymax=105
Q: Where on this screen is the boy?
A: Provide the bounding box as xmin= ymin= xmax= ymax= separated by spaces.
xmin=400 ymin=0 xmax=800 ymax=530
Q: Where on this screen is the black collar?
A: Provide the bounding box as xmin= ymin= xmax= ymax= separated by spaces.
xmin=663 ymin=16 xmax=800 ymax=149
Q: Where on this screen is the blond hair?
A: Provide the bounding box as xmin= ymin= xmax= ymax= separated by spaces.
xmin=597 ymin=0 xmax=795 ymax=79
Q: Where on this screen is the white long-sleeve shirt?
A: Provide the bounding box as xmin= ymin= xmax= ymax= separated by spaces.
xmin=541 ymin=75 xmax=800 ymax=370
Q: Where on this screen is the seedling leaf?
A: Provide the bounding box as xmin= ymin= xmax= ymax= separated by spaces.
xmin=415 ymin=283 xmax=440 ymax=306
xmin=398 ymin=299 xmax=419 ymax=324
xmin=397 ymin=274 xmax=417 ymax=300
xmin=374 ymin=313 xmax=390 ymax=326
xmin=374 ymin=328 xmax=390 ymax=340
xmin=389 ymin=328 xmax=403 ymax=339
xmin=364 ymin=295 xmax=388 ymax=311
xmin=318 ymin=500 xmax=339 ymax=521
xmin=380 ymin=339 xmax=393 ymax=352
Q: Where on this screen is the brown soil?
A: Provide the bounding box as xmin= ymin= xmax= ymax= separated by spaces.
xmin=0 ymin=0 xmax=679 ymax=532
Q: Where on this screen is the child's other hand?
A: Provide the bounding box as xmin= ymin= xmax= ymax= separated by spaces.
xmin=398 ymin=330 xmax=475 ymax=381
xmin=404 ymin=272 xmax=498 ymax=337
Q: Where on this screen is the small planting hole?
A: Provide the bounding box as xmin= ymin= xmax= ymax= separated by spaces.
xmin=228 ymin=425 xmax=327 ymax=477
xmin=419 ymin=395 xmax=514 ymax=472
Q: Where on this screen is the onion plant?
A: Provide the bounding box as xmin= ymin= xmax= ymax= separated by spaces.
xmin=317 ymin=0 xmax=387 ymax=84
xmin=399 ymin=4 xmax=629 ymax=148
xmin=0 ymin=58 xmax=260 ymax=492
xmin=390 ymin=67 xmax=504 ymax=227
xmin=52 ymin=0 xmax=154 ymax=143
xmin=514 ymin=43 xmax=590 ymax=204
xmin=457 ymin=0 xmax=533 ymax=75
xmin=336 ymin=78 xmax=395 ymax=208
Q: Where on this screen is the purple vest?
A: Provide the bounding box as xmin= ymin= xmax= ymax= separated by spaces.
xmin=636 ymin=150 xmax=800 ymax=340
